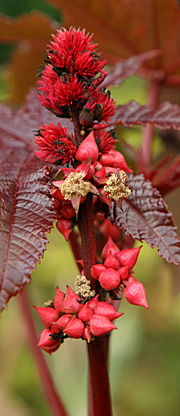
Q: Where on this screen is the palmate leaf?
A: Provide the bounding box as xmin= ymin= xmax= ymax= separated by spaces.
xmin=110 ymin=100 xmax=180 ymax=130
xmin=101 ymin=50 xmax=160 ymax=88
xmin=108 ymin=174 xmax=180 ymax=265
xmin=0 ymin=90 xmax=59 ymax=314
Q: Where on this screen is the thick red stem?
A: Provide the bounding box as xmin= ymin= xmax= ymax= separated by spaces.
xmin=20 ymin=289 xmax=69 ymax=416
xmin=78 ymin=194 xmax=112 ymax=416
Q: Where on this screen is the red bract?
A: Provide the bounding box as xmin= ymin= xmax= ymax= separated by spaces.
xmin=37 ymin=329 xmax=61 ymax=354
xmin=49 ymin=27 xmax=106 ymax=79
xmin=75 ymin=131 xmax=99 ymax=163
xmin=34 ymin=306 xmax=59 ymax=328
xmin=116 ymin=246 xmax=142 ymax=269
xmin=99 ymin=268 xmax=120 ymax=290
xmin=90 ymin=314 xmax=117 ymax=337
xmin=35 ymin=123 xmax=76 ymax=164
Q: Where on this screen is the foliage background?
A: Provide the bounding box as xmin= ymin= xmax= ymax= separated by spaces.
xmin=0 ymin=1 xmax=180 ymax=415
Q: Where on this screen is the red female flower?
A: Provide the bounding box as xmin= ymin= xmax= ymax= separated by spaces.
xmin=85 ymin=86 xmax=116 ymax=125
xmin=48 ymin=27 xmax=106 ymax=79
xmin=54 ymin=74 xmax=85 ymax=107
xmin=35 ymin=122 xmax=76 ymax=164
xmin=94 ymin=130 xmax=116 ymax=153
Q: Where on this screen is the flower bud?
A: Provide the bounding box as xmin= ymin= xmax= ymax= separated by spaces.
xmin=79 ymin=108 xmax=94 ymax=128
xmin=117 ymin=266 xmax=129 ymax=281
xmin=61 ymin=204 xmax=76 ymax=219
xmin=56 ymin=218 xmax=72 ymax=241
xmin=78 ymin=303 xmax=94 ymax=322
xmin=94 ymin=302 xmax=123 ymax=321
xmin=34 ymin=306 xmax=59 ymax=328
xmin=75 ymin=131 xmax=99 ymax=163
xmin=102 ymin=236 xmax=120 ymax=258
xmin=116 ymin=246 xmax=142 ymax=269
xmin=54 ymin=286 xmax=65 ymax=313
xmin=87 ymin=294 xmax=99 ymax=310
xmin=83 ymin=326 xmax=92 ymax=343
xmin=90 ymin=314 xmax=117 ymax=337
xmin=99 ymin=268 xmax=120 ymax=290
xmin=63 ymin=318 xmax=84 ymax=338
xmin=100 ymin=150 xmax=132 ymax=172
xmin=51 ymin=314 xmax=72 ymax=333
xmin=63 ymin=286 xmax=82 ymax=313
xmin=91 ymin=264 xmax=106 ymax=279
xmin=104 ymin=253 xmax=120 ymax=269
xmin=124 ymin=281 xmax=149 ymax=309
xmin=37 ymin=329 xmax=61 ymax=353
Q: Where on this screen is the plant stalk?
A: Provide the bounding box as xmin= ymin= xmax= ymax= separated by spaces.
xmin=20 ymin=288 xmax=69 ymax=416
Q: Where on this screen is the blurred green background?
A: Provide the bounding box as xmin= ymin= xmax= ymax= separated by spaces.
xmin=0 ymin=1 xmax=180 ymax=416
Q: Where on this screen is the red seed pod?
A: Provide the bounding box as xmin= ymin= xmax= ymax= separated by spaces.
xmin=99 ymin=268 xmax=120 ymax=291
xmin=117 ymin=265 xmax=129 ymax=281
xmin=87 ymin=294 xmax=99 ymax=310
xmin=63 ymin=286 xmax=82 ymax=313
xmin=83 ymin=326 xmax=92 ymax=343
xmin=90 ymin=314 xmax=117 ymax=337
xmin=37 ymin=328 xmax=61 ymax=353
xmin=94 ymin=302 xmax=123 ymax=321
xmin=63 ymin=318 xmax=84 ymax=339
xmin=51 ymin=314 xmax=72 ymax=333
xmin=124 ymin=281 xmax=149 ymax=309
xmin=116 ymin=246 xmax=142 ymax=269
xmin=75 ymin=131 xmax=99 ymax=163
xmin=34 ymin=306 xmax=59 ymax=328
xmin=102 ymin=236 xmax=120 ymax=258
xmin=91 ymin=263 xmax=106 ymax=279
xmin=78 ymin=303 xmax=94 ymax=322
xmin=56 ymin=218 xmax=72 ymax=241
xmin=54 ymin=286 xmax=65 ymax=313
xmin=104 ymin=253 xmax=120 ymax=269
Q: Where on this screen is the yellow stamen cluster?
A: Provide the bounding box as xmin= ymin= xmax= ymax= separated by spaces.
xmin=75 ymin=275 xmax=96 ymax=300
xmin=103 ymin=172 xmax=131 ymax=202
xmin=59 ymin=172 xmax=90 ymax=200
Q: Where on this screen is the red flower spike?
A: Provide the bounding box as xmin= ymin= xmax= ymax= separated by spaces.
xmin=99 ymin=268 xmax=120 ymax=291
xmin=34 ymin=306 xmax=59 ymax=328
xmin=116 ymin=246 xmax=142 ymax=269
xmin=75 ymin=132 xmax=99 ymax=163
xmin=90 ymin=314 xmax=117 ymax=337
xmin=117 ymin=266 xmax=129 ymax=281
xmin=63 ymin=318 xmax=84 ymax=339
xmin=94 ymin=302 xmax=123 ymax=321
xmin=104 ymin=253 xmax=120 ymax=269
xmin=88 ymin=295 xmax=99 ymax=310
xmin=99 ymin=150 xmax=132 ymax=172
xmin=37 ymin=329 xmax=61 ymax=354
xmin=54 ymin=74 xmax=85 ymax=107
xmin=63 ymin=286 xmax=82 ymax=313
xmin=54 ymin=287 xmax=65 ymax=313
xmin=102 ymin=236 xmax=120 ymax=258
xmin=56 ymin=218 xmax=72 ymax=241
xmin=83 ymin=326 xmax=92 ymax=343
xmin=78 ymin=303 xmax=94 ymax=322
xmin=51 ymin=314 xmax=72 ymax=333
xmin=91 ymin=264 xmax=106 ymax=279
xmin=124 ymin=281 xmax=149 ymax=309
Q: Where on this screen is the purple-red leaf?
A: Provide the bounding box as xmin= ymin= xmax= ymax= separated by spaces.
xmin=0 ymin=90 xmax=59 ymax=314
xmin=110 ymin=101 xmax=180 ymax=131
xmin=109 ymin=174 xmax=180 ymax=265
xmin=102 ymin=50 xmax=160 ymax=88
